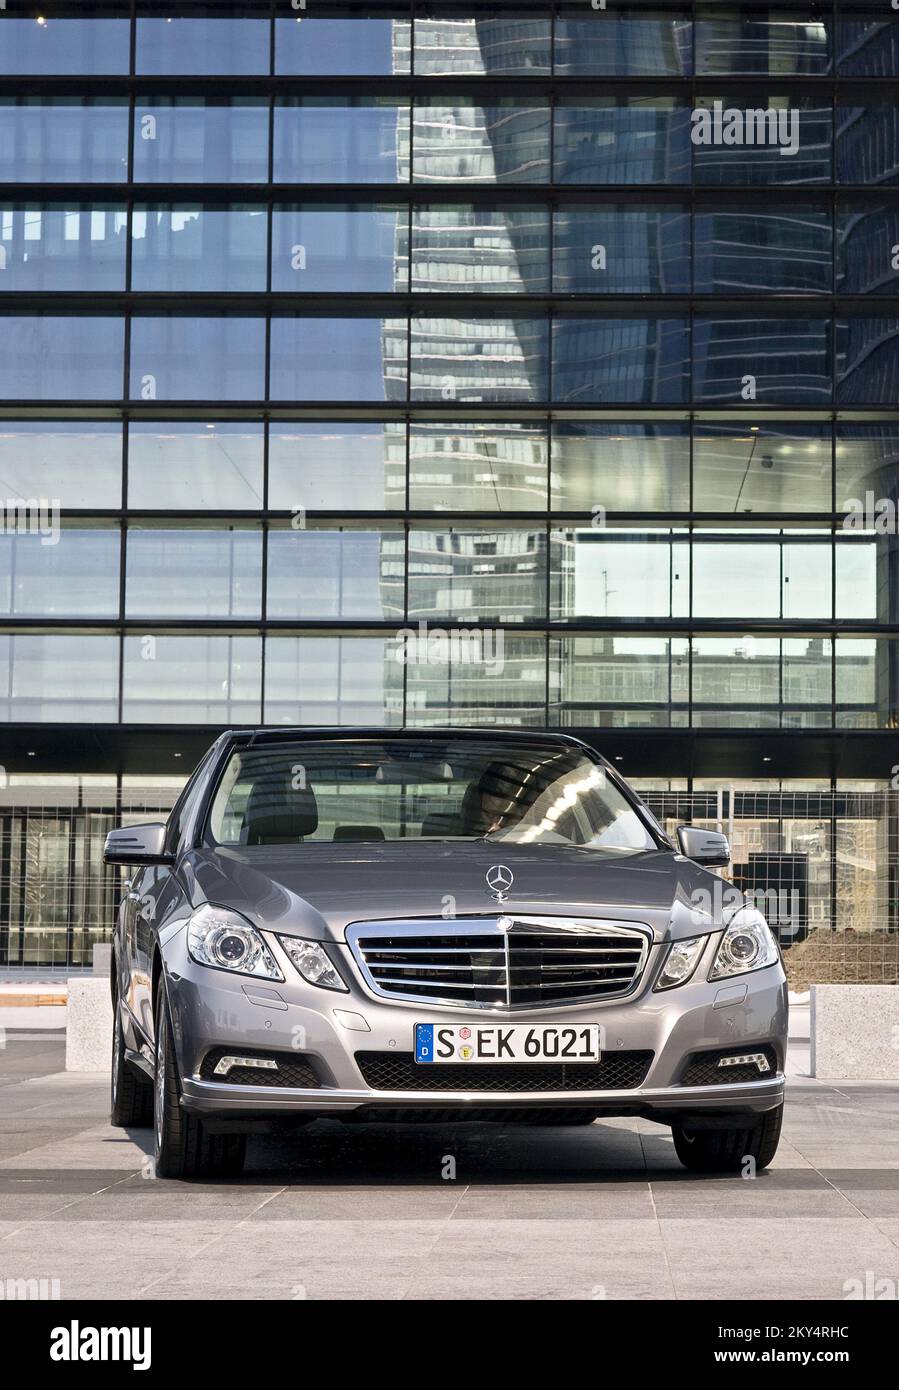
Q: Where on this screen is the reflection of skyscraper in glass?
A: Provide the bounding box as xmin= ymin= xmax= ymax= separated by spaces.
xmin=370 ymin=16 xmax=556 ymax=721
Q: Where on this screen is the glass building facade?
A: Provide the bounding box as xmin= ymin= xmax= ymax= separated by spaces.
xmin=1 ymin=2 xmax=899 ymax=969
xmin=0 ymin=2 xmax=897 ymax=741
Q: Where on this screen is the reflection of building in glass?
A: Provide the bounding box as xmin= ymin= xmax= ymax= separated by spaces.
xmin=408 ymin=527 xmax=549 ymax=623
xmin=2 ymin=6 xmax=899 ymax=967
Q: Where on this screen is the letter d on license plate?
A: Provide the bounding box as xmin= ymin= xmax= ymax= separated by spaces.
xmin=414 ymin=1022 xmax=601 ymax=1064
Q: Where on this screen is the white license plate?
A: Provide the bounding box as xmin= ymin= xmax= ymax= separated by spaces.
xmin=414 ymin=1022 xmax=601 ymax=1064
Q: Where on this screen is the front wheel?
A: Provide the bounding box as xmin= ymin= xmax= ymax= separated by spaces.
xmin=153 ymin=985 xmax=246 ymax=1180
xmin=672 ymin=1103 xmax=783 ymax=1173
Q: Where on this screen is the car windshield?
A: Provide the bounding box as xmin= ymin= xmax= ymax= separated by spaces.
xmin=205 ymin=738 xmax=659 ymax=854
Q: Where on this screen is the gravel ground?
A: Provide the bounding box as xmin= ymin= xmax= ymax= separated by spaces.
xmin=784 ymin=929 xmax=899 ymax=993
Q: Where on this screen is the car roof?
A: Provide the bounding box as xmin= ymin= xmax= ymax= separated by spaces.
xmin=222 ymin=727 xmax=595 ymax=753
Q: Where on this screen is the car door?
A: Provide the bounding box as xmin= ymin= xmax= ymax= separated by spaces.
xmin=131 ymin=863 xmax=168 ymax=1038
xmin=117 ymin=874 xmax=141 ymax=1020
xmin=134 ymin=748 xmax=220 ymax=1041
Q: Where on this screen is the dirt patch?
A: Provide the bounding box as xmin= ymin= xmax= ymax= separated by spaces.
xmin=784 ymin=928 xmax=899 ymax=992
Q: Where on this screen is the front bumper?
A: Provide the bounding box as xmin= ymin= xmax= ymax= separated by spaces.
xmin=163 ymin=926 xmax=788 ymax=1126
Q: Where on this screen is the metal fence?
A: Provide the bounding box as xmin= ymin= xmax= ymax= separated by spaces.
xmin=1 ymin=777 xmax=896 ymax=990
xmin=637 ymin=785 xmax=899 ymax=991
xmin=0 ymin=777 xmax=184 ymax=975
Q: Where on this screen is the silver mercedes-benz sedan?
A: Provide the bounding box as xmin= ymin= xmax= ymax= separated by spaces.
xmin=105 ymin=729 xmax=787 ymax=1179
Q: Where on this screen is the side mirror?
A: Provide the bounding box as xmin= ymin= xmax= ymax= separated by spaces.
xmin=104 ymin=823 xmax=172 ymax=867
xmin=677 ymin=825 xmax=731 ymax=868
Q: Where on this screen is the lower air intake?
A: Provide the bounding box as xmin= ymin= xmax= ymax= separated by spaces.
xmin=355 ymin=1050 xmax=654 ymax=1093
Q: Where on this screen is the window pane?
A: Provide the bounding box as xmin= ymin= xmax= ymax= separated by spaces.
xmin=837 ymin=104 xmax=899 ymax=185
xmin=0 ymin=12 xmax=130 ymax=75
xmin=267 ymin=528 xmax=405 ymax=620
xmin=692 ymin=97 xmax=831 ymax=185
xmin=836 ymin=422 xmax=899 ymax=510
xmin=0 ymin=315 xmax=124 ymax=399
xmin=409 ymin=421 xmax=548 ymax=511
xmin=693 ymin=423 xmax=832 ymax=512
xmin=414 ymin=10 xmax=551 ymax=76
xmin=838 ymin=203 xmax=899 ymax=294
xmin=129 ymin=316 xmax=265 ymax=401
xmin=693 ymin=540 xmax=782 ymax=618
xmin=692 ymin=636 xmax=782 ymax=727
xmin=555 ymin=11 xmax=691 ymax=76
xmin=274 ymin=98 xmax=409 ymax=184
xmin=265 ymin=636 xmax=403 ymax=726
xmin=836 ymin=638 xmax=898 ymax=729
xmin=127 ymin=422 xmax=264 ymax=511
xmin=837 ymin=19 xmax=899 ymax=77
xmin=131 ymin=206 xmax=267 ymax=292
xmin=693 ymin=316 xmax=831 ymax=404
xmin=268 ymin=422 xmax=405 ymax=511
xmin=555 ymin=100 xmax=691 ymax=185
xmin=551 ymin=422 xmax=690 ymax=513
xmin=551 ymin=531 xmax=688 ymax=620
xmin=412 ymin=205 xmax=549 ymax=292
xmin=553 ymin=317 xmax=690 ymax=405
xmin=835 ymin=537 xmax=878 ymax=621
xmin=837 ymin=317 xmax=899 ymax=405
xmin=277 ymin=12 xmax=411 ymax=75
xmin=0 ymin=634 xmax=119 ymax=722
xmin=408 ymin=527 xmax=547 ymax=623
xmin=410 ymin=316 xmax=548 ymax=402
xmin=272 ymin=206 xmax=407 ymax=293
xmin=126 ymin=528 xmax=262 ymax=619
xmin=0 ymin=99 xmax=128 ymax=182
xmin=694 ymin=13 xmax=832 ymax=75
xmin=270 ymin=317 xmax=407 ymax=402
xmin=122 ymin=635 xmax=261 ymax=723
xmin=554 ymin=206 xmax=690 ymax=294
xmin=405 ymin=632 xmax=548 ymax=727
xmin=550 ymin=635 xmax=689 ymax=729
xmin=0 ymin=205 xmax=126 ymax=291
xmin=782 ymin=541 xmax=832 ymax=619
xmin=133 ymin=100 xmax=269 ymax=183
xmin=0 ymin=528 xmax=119 ymax=618
xmin=694 ymin=207 xmax=832 ymax=293
xmin=412 ymin=99 xmax=550 ymax=183
xmin=136 ymin=12 xmax=270 ymax=75
xmin=782 ymin=638 xmax=833 ymax=726
xmin=0 ymin=422 xmax=122 ymax=508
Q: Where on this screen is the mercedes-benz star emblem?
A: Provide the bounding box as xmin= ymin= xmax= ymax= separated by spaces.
xmin=486 ymin=864 xmax=514 ymax=902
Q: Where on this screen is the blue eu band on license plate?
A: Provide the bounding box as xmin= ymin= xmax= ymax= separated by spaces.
xmin=415 ymin=1023 xmax=435 ymax=1064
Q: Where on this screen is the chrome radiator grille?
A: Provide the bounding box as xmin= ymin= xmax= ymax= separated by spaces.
xmin=346 ymin=917 xmax=651 ymax=1010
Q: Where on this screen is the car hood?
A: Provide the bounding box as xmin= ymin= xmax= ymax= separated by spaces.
xmin=180 ymin=841 xmax=741 ymax=944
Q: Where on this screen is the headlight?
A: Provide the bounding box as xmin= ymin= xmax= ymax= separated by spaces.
xmin=277 ymin=936 xmax=347 ymax=992
xmin=187 ymin=904 xmax=283 ymax=981
xmin=655 ymin=935 xmax=706 ymax=991
xmin=709 ymin=907 xmax=779 ymax=980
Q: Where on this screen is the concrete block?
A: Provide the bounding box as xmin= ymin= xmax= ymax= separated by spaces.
xmin=65 ymin=977 xmax=112 ymax=1073
xmin=92 ymin=943 xmax=112 ymax=977
xmin=810 ymin=985 xmax=899 ymax=1080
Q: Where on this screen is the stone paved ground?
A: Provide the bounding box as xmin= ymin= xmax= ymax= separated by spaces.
xmin=1 ymin=1033 xmax=898 ymax=1301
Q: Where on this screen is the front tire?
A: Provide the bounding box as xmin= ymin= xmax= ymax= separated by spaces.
xmin=111 ymin=997 xmax=153 ymax=1128
xmin=672 ymin=1103 xmax=783 ymax=1173
xmin=153 ymin=985 xmax=246 ymax=1180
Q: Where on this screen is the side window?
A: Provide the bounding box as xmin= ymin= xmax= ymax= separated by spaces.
xmin=165 ymin=750 xmax=216 ymax=855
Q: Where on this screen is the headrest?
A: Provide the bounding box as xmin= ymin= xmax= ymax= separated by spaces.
xmin=477 ymin=761 xmax=534 ymax=803
xmin=244 ymin=772 xmax=318 ymax=845
xmin=333 ymin=825 xmax=386 ymax=842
